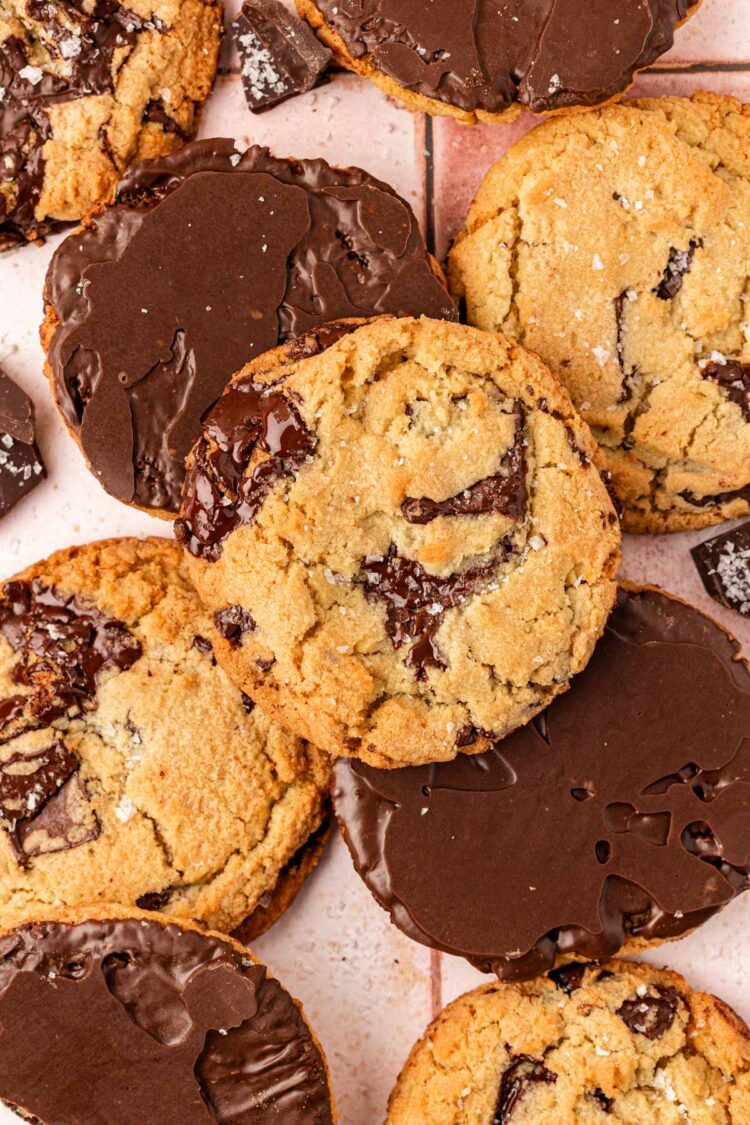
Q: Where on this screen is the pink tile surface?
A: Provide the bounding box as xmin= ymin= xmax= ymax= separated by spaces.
xmin=2 ymin=2 xmax=750 ymax=1121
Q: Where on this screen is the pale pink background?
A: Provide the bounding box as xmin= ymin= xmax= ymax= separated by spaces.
xmin=1 ymin=2 xmax=750 ymax=1121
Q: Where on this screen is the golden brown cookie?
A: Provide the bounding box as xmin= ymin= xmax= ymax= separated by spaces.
xmin=0 ymin=537 xmax=330 ymax=934
xmin=0 ymin=904 xmax=336 ymax=1123
xmin=388 ymin=961 xmax=750 ymax=1124
xmin=298 ymin=0 xmax=700 ymax=125
xmin=0 ymin=0 xmax=222 ymax=249
xmin=176 ymin=316 xmax=620 ymax=768
xmin=450 ymin=92 xmax=750 ymax=532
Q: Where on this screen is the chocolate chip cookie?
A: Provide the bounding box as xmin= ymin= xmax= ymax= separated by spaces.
xmin=334 ymin=585 xmax=750 ymax=979
xmin=177 ymin=316 xmax=620 ymax=769
xmin=298 ymin=0 xmax=700 ymax=125
xmin=387 ymin=960 xmax=750 ymax=1124
xmin=42 ymin=139 xmax=456 ymax=517
xmin=0 ymin=537 xmax=330 ymax=935
xmin=450 ymin=93 xmax=750 ymax=532
xmin=0 ymin=0 xmax=221 ymax=250
xmin=0 ymin=905 xmax=336 ymax=1124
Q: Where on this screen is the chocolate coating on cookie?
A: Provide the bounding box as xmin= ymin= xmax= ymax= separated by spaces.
xmin=45 ymin=139 xmax=456 ymax=513
xmin=0 ymin=370 xmax=45 ymax=517
xmin=310 ymin=0 xmax=696 ymax=116
xmin=0 ymin=916 xmax=334 ymax=1123
xmin=334 ymin=587 xmax=750 ymax=980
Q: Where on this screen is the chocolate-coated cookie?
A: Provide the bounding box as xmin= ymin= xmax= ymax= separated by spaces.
xmin=387 ymin=961 xmax=750 ymax=1124
xmin=0 ymin=537 xmax=330 ymax=935
xmin=177 ymin=316 xmax=620 ymax=769
xmin=0 ymin=906 xmax=336 ymax=1124
xmin=42 ymin=139 xmax=456 ymax=516
xmin=298 ymin=0 xmax=700 ymax=124
xmin=450 ymin=93 xmax=750 ymax=532
xmin=0 ymin=0 xmax=221 ymax=250
xmin=334 ymin=585 xmax=750 ymax=979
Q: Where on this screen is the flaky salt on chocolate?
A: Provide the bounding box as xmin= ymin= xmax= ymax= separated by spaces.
xmin=0 ymin=369 xmax=45 ymax=519
xmin=692 ymin=521 xmax=750 ymax=617
xmin=232 ymin=0 xmax=332 ymax=113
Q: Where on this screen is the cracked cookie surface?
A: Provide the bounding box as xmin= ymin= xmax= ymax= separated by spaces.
xmin=450 ymin=93 xmax=750 ymax=532
xmin=177 ymin=316 xmax=620 ymax=768
xmin=0 ymin=0 xmax=221 ymax=249
xmin=387 ymin=961 xmax=750 ymax=1125
xmin=0 ymin=905 xmax=336 ymax=1123
xmin=0 ymin=537 xmax=330 ymax=934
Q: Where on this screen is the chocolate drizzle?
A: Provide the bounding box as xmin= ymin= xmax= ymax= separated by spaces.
xmin=0 ymin=1 xmax=164 ymax=248
xmin=0 ymin=368 xmax=45 ymax=518
xmin=176 ymin=375 xmax=318 ymax=560
xmin=360 ymin=545 xmax=502 ymax=680
xmin=333 ymin=587 xmax=750 ymax=980
xmin=401 ymin=406 xmax=527 ymax=524
xmin=0 ymin=917 xmax=334 ymax=1124
xmin=655 ymin=240 xmax=702 ymax=300
xmin=702 ymin=358 xmax=750 ymax=421
xmin=494 ymin=1055 xmax=556 ymax=1123
xmin=311 ymin=0 xmax=696 ymax=115
xmin=46 ymin=139 xmax=456 ymax=512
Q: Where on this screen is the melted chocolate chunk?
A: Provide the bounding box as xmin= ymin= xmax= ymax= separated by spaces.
xmin=360 ymin=544 xmax=502 ymax=680
xmin=213 ymin=606 xmax=256 ymax=648
xmin=332 ymin=587 xmax=750 ymax=980
xmin=692 ymin=521 xmax=750 ymax=618
xmin=176 ymin=375 xmax=317 ymax=560
xmin=46 ymin=140 xmax=456 ymax=513
xmin=0 ymin=369 xmax=45 ymax=517
xmin=401 ymin=407 xmax=527 ymax=524
xmin=0 ymin=1 xmax=164 ymax=248
xmin=617 ymin=987 xmax=679 ymax=1039
xmin=12 ymin=771 xmax=99 ymax=863
xmin=655 ymin=240 xmax=702 ymax=300
xmin=548 ymin=962 xmax=587 ymax=995
xmin=494 ymin=1055 xmax=556 ymax=1123
xmin=135 ymin=886 xmax=177 ymax=911
xmin=0 ymin=917 xmax=334 ymax=1124
xmin=312 ymin=0 xmax=696 ymax=115
xmin=702 ymin=358 xmax=750 ymax=421
xmin=233 ymin=0 xmax=331 ymax=112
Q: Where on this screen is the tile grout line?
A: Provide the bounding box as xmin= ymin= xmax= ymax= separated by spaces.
xmin=424 ymin=114 xmax=436 ymax=257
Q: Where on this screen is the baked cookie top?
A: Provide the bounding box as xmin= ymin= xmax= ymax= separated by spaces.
xmin=177 ymin=316 xmax=620 ymax=769
xmin=334 ymin=585 xmax=750 ymax=979
xmin=387 ymin=961 xmax=750 ymax=1124
xmin=450 ymin=93 xmax=750 ymax=532
xmin=0 ymin=906 xmax=336 ymax=1124
xmin=299 ymin=0 xmax=699 ymax=124
xmin=43 ymin=139 xmax=456 ymax=516
xmin=0 ymin=0 xmax=221 ymax=249
xmin=0 ymin=537 xmax=330 ymax=935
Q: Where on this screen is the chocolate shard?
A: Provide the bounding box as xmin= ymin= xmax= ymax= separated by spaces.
xmin=494 ymin=1054 xmax=556 ymax=1123
xmin=655 ymin=239 xmax=702 ymax=300
xmin=233 ymin=0 xmax=332 ymax=113
xmin=617 ymin=987 xmax=679 ymax=1039
xmin=692 ymin=521 xmax=750 ymax=618
xmin=401 ymin=406 xmax=527 ymax=525
xmin=701 ymin=358 xmax=750 ymax=421
xmin=0 ymin=369 xmax=45 ymax=518
xmin=13 ymin=771 xmax=99 ymax=863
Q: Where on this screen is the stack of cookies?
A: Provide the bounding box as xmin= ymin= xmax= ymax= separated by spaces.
xmin=1 ymin=0 xmax=750 ymax=1121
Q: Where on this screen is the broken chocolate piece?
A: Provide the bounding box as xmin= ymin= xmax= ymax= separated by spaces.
xmin=12 ymin=771 xmax=99 ymax=863
xmin=702 ymin=358 xmax=750 ymax=421
xmin=692 ymin=521 xmax=750 ymax=618
xmin=494 ymin=1055 xmax=556 ymax=1122
xmin=617 ymin=987 xmax=679 ymax=1039
xmin=233 ymin=0 xmax=331 ymax=112
xmin=0 ymin=369 xmax=45 ymax=518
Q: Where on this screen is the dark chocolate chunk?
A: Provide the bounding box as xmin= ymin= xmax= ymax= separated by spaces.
xmin=0 ymin=369 xmax=45 ymax=518
xmin=46 ymin=139 xmax=457 ymax=513
xmin=401 ymin=406 xmax=527 ymax=524
xmin=617 ymin=987 xmax=679 ymax=1039
xmin=548 ymin=962 xmax=588 ymax=995
xmin=0 ymin=2 xmax=165 ymax=248
xmin=360 ymin=544 xmax=503 ymax=680
xmin=655 ymin=240 xmax=702 ymax=300
xmin=11 ymin=771 xmax=99 ymax=863
xmin=135 ymin=886 xmax=177 ymax=911
xmin=692 ymin=522 xmax=750 ymax=618
xmin=593 ymin=1089 xmax=613 ymax=1111
xmin=213 ymin=606 xmax=256 ymax=648
xmin=702 ymin=358 xmax=750 ymax=421
xmin=494 ymin=1054 xmax=556 ymax=1123
xmin=0 ymin=917 xmax=334 ymax=1124
xmin=311 ymin=0 xmax=696 ymax=116
xmin=332 ymin=587 xmax=750 ymax=981
xmin=233 ymin=0 xmax=331 ymax=112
